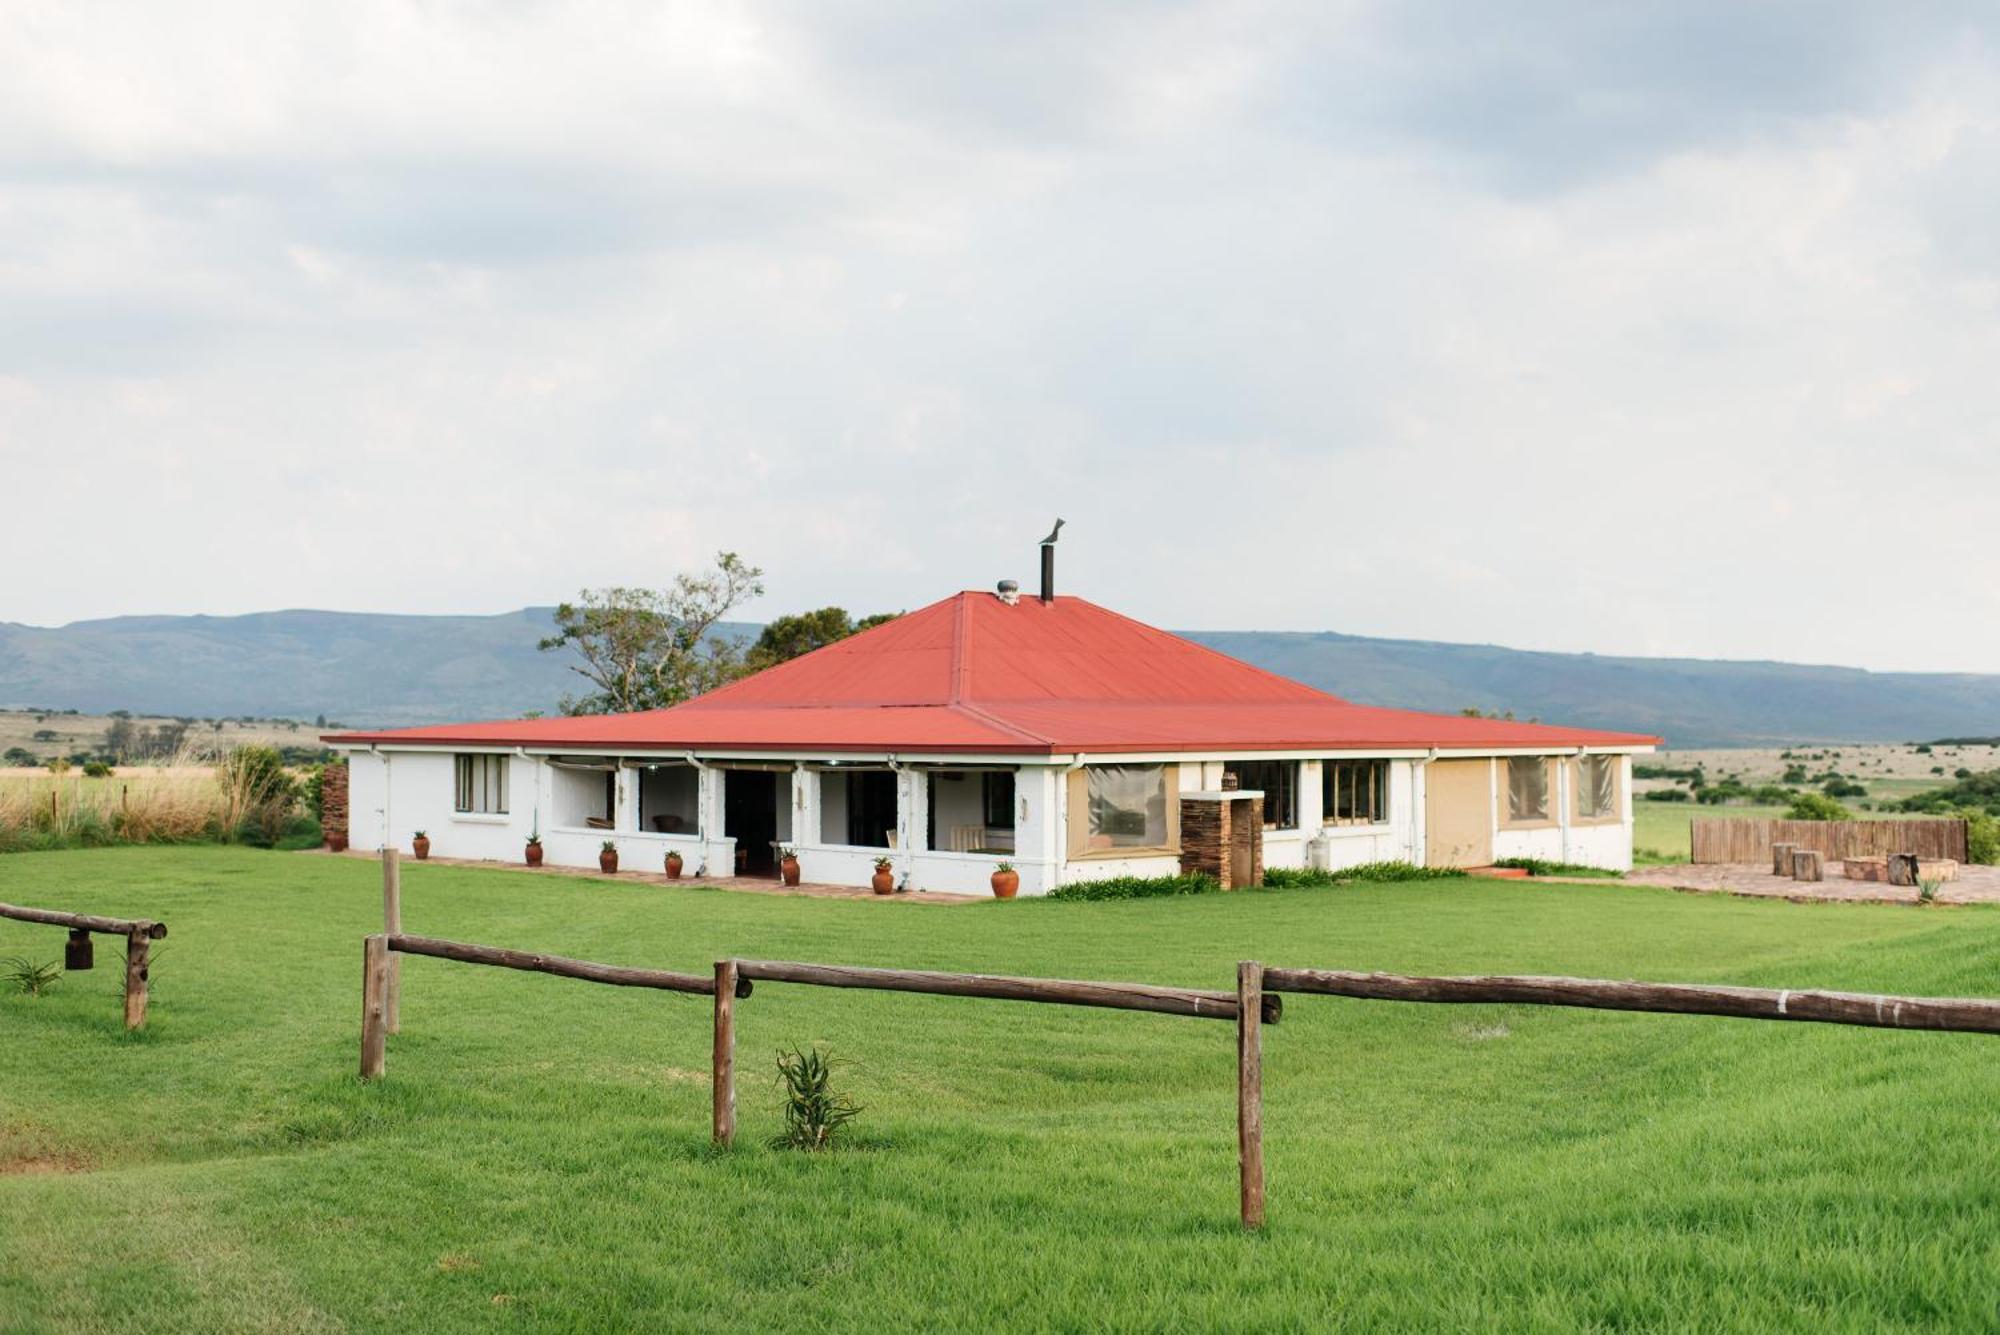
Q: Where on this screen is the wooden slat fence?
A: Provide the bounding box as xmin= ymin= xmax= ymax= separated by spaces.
xmin=1690 ymin=818 xmax=1967 ymax=865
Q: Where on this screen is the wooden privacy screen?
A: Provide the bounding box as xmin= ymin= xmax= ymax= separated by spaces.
xmin=359 ymin=934 xmax=1999 ymax=1233
xmin=1690 ymin=818 xmax=1967 ymax=865
xmin=0 ymin=901 xmax=167 ymax=1030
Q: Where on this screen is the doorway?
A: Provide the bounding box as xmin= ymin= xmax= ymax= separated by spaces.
xmin=724 ymin=770 xmax=782 ymax=876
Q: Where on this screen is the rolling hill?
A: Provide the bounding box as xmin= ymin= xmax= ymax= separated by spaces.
xmin=2 ymin=608 xmax=1997 ymax=746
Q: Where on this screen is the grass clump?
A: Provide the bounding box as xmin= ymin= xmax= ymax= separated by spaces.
xmin=771 ymin=1045 xmax=862 ymax=1150
xmin=1491 ymin=857 xmax=1625 ymax=879
xmin=2 ymin=956 xmax=62 ymax=996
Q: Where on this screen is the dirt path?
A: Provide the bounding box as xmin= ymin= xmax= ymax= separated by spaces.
xmin=1622 ymin=861 xmax=2000 ymax=905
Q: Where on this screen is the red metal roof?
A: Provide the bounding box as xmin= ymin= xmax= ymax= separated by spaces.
xmin=326 ymin=593 xmax=1661 ymax=754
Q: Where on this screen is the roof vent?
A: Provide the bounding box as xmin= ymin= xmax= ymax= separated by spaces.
xmin=995 ymin=579 xmax=1020 ymax=605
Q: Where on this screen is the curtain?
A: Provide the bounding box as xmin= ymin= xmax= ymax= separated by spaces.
xmin=1581 ymin=756 xmax=1615 ymax=818
xmin=1507 ymin=757 xmax=1549 ymax=821
xmin=1088 ymin=764 xmax=1167 ymax=847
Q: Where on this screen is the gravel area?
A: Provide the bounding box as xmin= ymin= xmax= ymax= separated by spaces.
xmin=1623 ymin=860 xmax=2000 ymax=905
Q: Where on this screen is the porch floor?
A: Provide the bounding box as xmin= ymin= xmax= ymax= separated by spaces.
xmin=310 ymin=847 xmax=984 ymax=904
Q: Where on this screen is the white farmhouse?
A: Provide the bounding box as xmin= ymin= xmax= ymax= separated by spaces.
xmin=326 ymin=573 xmax=1657 ymax=894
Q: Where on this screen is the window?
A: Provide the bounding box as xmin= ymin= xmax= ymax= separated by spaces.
xmin=1323 ymin=759 xmax=1388 ymax=825
xmin=1224 ymin=760 xmax=1297 ymax=830
xmin=1506 ymin=756 xmax=1551 ymax=824
xmin=1086 ymin=764 xmax=1169 ymax=849
xmin=983 ymin=771 xmax=1015 ymax=830
xmin=454 ymin=754 xmax=509 ymax=814
xmin=1576 ymin=755 xmax=1617 ymax=821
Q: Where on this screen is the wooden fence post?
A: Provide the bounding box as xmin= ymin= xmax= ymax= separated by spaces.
xmin=713 ymin=959 xmax=738 ymax=1148
xmin=361 ymin=934 xmax=389 ymax=1080
xmin=1237 ymin=960 xmax=1265 ymax=1230
xmin=382 ymin=848 xmax=402 ymax=1034
xmin=122 ymin=929 xmax=150 ymax=1030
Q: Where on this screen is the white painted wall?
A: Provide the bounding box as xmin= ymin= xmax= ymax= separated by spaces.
xmin=334 ymin=747 xmax=1635 ymax=892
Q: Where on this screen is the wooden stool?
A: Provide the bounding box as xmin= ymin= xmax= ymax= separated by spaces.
xmin=1791 ymin=849 xmax=1824 ymax=882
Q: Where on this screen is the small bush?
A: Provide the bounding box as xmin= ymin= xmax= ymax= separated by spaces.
xmin=1787 ymin=793 xmax=1851 ymax=821
xmin=1642 ymin=789 xmax=1690 ymax=803
xmin=1046 ymin=872 xmax=1221 ymax=902
xmin=81 ymin=760 xmax=114 ymax=779
xmin=1490 ymin=858 xmax=1624 ymax=879
xmin=1822 ymin=778 xmax=1867 ymax=799
xmin=771 ymin=1046 xmax=861 ymax=1151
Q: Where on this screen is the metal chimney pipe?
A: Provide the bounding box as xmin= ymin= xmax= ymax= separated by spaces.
xmin=1039 ymin=541 xmax=1055 ymax=603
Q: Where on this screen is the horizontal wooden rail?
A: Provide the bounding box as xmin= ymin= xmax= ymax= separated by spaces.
xmin=0 ymin=902 xmax=167 ymax=940
xmin=388 ymin=934 xmax=751 ymax=997
xmin=1261 ymin=968 xmax=2000 ymax=1035
xmin=733 ymin=958 xmax=1281 ymax=1024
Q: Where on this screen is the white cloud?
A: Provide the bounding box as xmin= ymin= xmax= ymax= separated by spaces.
xmin=1 ymin=1 xmax=1998 ymax=672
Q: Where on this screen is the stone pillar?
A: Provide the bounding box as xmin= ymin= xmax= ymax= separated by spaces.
xmin=321 ymin=760 xmax=349 ymax=851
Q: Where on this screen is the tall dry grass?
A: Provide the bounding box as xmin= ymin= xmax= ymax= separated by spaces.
xmin=0 ymin=740 xmax=310 ymax=852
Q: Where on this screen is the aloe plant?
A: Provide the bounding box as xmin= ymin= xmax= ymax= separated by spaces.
xmin=2 ymin=957 xmax=62 ymax=997
xmin=771 ymin=1045 xmax=862 ymax=1151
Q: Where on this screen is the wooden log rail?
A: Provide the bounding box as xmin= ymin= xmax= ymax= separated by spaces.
xmin=1257 ymin=968 xmax=2000 ymax=1035
xmin=387 ymin=933 xmax=750 ymax=997
xmin=0 ymin=901 xmax=166 ymax=1030
xmin=730 ymin=958 xmax=1281 ymax=1024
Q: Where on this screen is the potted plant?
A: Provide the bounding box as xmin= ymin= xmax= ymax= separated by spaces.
xmin=870 ymin=856 xmax=895 ymax=896
xmin=990 ymin=860 xmax=1019 ymax=899
xmin=599 ymin=839 xmax=619 ymax=875
xmin=411 ymin=830 xmax=430 ymax=861
xmin=665 ymin=847 xmax=684 ymax=879
xmin=525 ymin=826 xmax=543 ymax=867
xmin=779 ymin=845 xmax=801 ymax=887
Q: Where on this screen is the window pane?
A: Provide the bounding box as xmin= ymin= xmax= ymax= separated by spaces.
xmin=1507 ymin=757 xmax=1549 ymax=821
xmin=1087 ymin=764 xmax=1166 ymax=848
xmin=1224 ymin=761 xmax=1295 ymax=829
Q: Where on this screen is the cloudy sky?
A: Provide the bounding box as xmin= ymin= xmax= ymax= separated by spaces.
xmin=4 ymin=1 xmax=1998 ymax=671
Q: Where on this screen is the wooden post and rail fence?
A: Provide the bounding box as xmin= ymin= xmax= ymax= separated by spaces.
xmin=355 ymin=928 xmax=2000 ymax=1233
xmin=1690 ymin=817 xmax=1968 ymax=865
xmin=0 ymin=902 xmax=168 ymax=1030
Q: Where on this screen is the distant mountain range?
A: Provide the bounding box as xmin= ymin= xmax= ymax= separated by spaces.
xmin=2 ymin=607 xmax=1997 ymax=747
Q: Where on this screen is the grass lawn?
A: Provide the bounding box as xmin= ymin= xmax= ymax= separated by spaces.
xmin=1632 ymin=801 xmax=1799 ymax=862
xmin=3 ymin=848 xmax=1999 ymax=1331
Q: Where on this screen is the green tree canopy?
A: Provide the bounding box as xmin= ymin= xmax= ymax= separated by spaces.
xmin=538 ymin=552 xmax=765 ymax=715
xmin=746 ymin=607 xmax=899 ymax=673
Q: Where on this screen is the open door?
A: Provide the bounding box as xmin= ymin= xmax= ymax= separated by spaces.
xmin=1424 ymin=760 xmax=1492 ymax=868
xmin=723 ymin=770 xmax=782 ymax=876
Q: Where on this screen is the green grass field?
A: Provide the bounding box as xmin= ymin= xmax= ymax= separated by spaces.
xmin=1632 ymin=801 xmax=1800 ymax=861
xmin=3 ymin=848 xmax=1998 ymax=1331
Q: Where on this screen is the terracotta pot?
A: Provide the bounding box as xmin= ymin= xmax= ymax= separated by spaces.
xmin=781 ymin=855 xmax=801 ymax=887
xmin=411 ymin=836 xmax=430 ymax=861
xmin=599 ymin=848 xmax=619 ymax=874
xmin=326 ymin=833 xmax=348 ymax=853
xmin=990 ymin=869 xmax=1020 ymax=899
xmin=525 ymin=842 xmax=543 ymax=867
xmin=871 ymin=868 xmax=895 ymax=895
xmin=665 ymin=851 xmax=684 ymax=879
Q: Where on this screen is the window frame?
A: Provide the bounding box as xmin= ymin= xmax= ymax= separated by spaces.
xmin=453 ymin=753 xmax=510 ymax=816
xmin=1224 ymin=760 xmax=1298 ymax=831
xmin=1322 ymin=759 xmax=1390 ymax=827
xmin=1571 ymin=754 xmax=1621 ymax=824
xmin=1501 ymin=756 xmax=1556 ymax=829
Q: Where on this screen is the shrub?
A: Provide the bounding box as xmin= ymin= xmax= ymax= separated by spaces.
xmin=81 ymin=760 xmax=114 ymax=779
xmin=2 ymin=747 xmax=37 ymax=767
xmin=217 ymin=745 xmax=297 ymax=845
xmin=1642 ymin=789 xmax=1690 ymax=803
xmin=1491 ymin=858 xmax=1624 ymax=879
xmin=1787 ymin=793 xmax=1851 ymax=821
xmin=1966 ymin=811 xmax=2000 ymax=865
xmin=771 ymin=1046 xmax=861 ymax=1151
xmin=1046 ymin=873 xmax=1222 ymax=902
xmin=1821 ymin=778 xmax=1867 ymax=799
xmin=1955 ymin=768 xmax=1973 ymax=780
xmin=1263 ymin=862 xmax=1467 ymax=888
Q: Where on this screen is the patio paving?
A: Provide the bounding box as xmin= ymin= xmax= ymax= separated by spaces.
xmin=1620 ymin=860 xmax=2000 ymax=905
xmin=313 ymin=848 xmax=984 ymax=904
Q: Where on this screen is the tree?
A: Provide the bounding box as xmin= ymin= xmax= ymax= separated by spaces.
xmin=538 ymin=552 xmax=765 ymax=715
xmin=745 ymin=607 xmax=900 ymax=672
xmin=103 ymin=715 xmax=137 ymax=762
